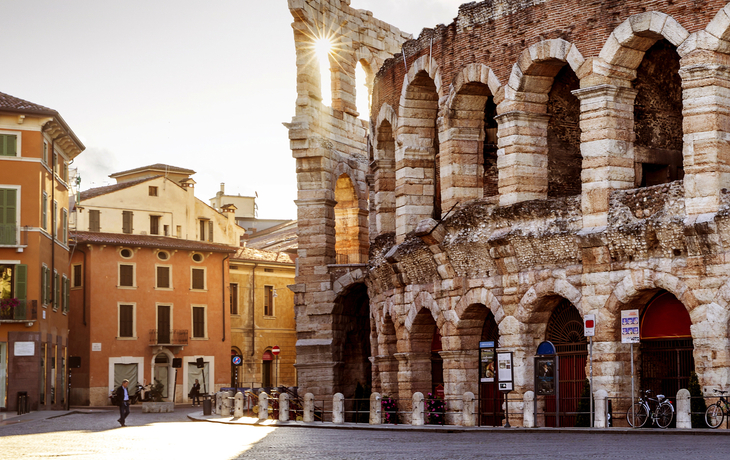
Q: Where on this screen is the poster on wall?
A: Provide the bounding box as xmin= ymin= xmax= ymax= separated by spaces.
xmin=496 ymin=351 xmax=513 ymax=391
xmin=535 ymin=357 xmax=556 ymax=395
xmin=480 ymin=348 xmax=495 ymax=383
xmin=621 ymin=309 xmax=640 ymax=344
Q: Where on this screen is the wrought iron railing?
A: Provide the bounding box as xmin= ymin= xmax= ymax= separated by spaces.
xmin=0 ymin=299 xmax=27 ymax=320
xmin=149 ymin=329 xmax=188 ymax=345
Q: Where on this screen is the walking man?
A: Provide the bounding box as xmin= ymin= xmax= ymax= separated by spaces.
xmin=116 ymin=379 xmax=131 ymax=426
xmin=190 ymin=379 xmax=201 ymax=406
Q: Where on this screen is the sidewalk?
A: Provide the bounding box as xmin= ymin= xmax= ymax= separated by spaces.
xmin=0 ymin=404 xmax=197 ymax=426
xmin=187 ymin=410 xmax=730 ymax=435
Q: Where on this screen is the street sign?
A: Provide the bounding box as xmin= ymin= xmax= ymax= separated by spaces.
xmin=272 ymin=346 xmax=280 ymax=356
xmin=621 ymin=309 xmax=640 ymax=343
xmin=584 ymin=314 xmax=595 ymax=337
xmin=232 ymin=355 xmax=242 ymax=366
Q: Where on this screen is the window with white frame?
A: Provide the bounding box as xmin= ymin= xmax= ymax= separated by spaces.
xmin=156 ymin=265 xmax=172 ymax=289
xmin=191 ymin=267 xmax=206 ymax=290
xmin=191 ymin=305 xmax=207 ymax=339
xmin=118 ymin=263 xmax=135 ymax=288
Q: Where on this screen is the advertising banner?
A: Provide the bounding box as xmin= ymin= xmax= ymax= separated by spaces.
xmin=535 ymin=357 xmax=556 ymax=395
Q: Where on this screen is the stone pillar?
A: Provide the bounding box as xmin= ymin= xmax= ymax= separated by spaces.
xmin=374 ymin=355 xmax=399 ymax=399
xmin=333 ymin=393 xmax=345 ymax=424
xmin=573 ymin=85 xmax=638 ymax=228
xmin=220 ymin=391 xmax=232 ymax=417
xmin=495 ymin=111 xmax=551 ymax=206
xmin=680 ymin=56 xmax=730 ymax=215
xmin=594 ymin=389 xmax=608 ymax=428
xmin=303 ymin=393 xmax=315 ymax=422
xmin=233 ymin=391 xmax=244 ymax=418
xmin=462 ymin=392 xmax=476 ymax=427
xmin=412 ymin=392 xmax=425 ymax=426
xmin=395 ymin=352 xmax=432 ymax=417
xmin=523 ymin=391 xmax=535 ymax=428
xmin=369 ymin=392 xmax=382 ymax=425
xmin=439 ymin=122 xmax=483 ymax=214
xmin=372 ymin=159 xmax=396 ymax=235
xmin=439 ymin=350 xmax=478 ymax=425
xmin=258 ymin=392 xmax=269 ymax=421
xmin=676 ymin=389 xmax=691 ymax=429
xmin=279 ymin=393 xmax=289 ymax=422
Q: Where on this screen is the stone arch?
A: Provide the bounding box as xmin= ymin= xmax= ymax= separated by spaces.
xmin=404 ymin=290 xmax=441 ymax=334
xmin=703 ymin=4 xmax=730 ymax=48
xmin=332 ymin=282 xmax=372 ymax=397
xmin=453 ymin=287 xmax=505 ymax=327
xmin=513 ymin=278 xmax=582 ymax=324
xmin=509 ymin=39 xmax=585 ymax=89
xmin=375 ymin=103 xmax=398 ymax=140
xmin=332 ymin=266 xmax=368 ymax=296
xmin=598 ymin=12 xmax=690 ymax=70
xmin=394 ymin=55 xmax=443 ymax=240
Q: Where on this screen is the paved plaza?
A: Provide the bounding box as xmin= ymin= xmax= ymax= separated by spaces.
xmin=0 ymin=408 xmax=729 ymax=459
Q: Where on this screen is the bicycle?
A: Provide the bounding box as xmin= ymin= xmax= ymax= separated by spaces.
xmin=626 ymin=389 xmax=674 ymax=428
xmin=704 ymin=389 xmax=730 ymax=428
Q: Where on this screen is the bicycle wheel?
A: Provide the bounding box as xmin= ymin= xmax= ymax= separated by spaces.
xmin=656 ymin=402 xmax=674 ymax=428
xmin=705 ymin=403 xmax=724 ymax=429
xmin=627 ymin=402 xmax=649 ymax=428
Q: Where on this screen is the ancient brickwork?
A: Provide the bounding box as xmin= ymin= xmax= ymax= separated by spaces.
xmin=290 ymin=0 xmax=730 ymax=426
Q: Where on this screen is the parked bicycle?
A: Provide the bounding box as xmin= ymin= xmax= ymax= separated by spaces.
xmin=626 ymin=389 xmax=674 ymax=428
xmin=704 ymin=389 xmax=730 ymax=428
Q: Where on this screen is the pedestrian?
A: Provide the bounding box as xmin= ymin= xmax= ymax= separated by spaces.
xmin=190 ymin=379 xmax=201 ymax=406
xmin=116 ymin=379 xmax=131 ymax=426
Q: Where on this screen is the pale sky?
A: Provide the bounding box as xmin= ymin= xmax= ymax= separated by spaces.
xmin=0 ymin=0 xmax=463 ymax=219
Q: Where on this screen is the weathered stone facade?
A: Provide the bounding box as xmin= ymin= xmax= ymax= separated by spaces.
xmin=288 ymin=0 xmax=730 ymax=426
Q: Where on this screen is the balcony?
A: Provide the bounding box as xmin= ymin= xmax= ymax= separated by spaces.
xmin=0 ymin=299 xmax=36 ymax=322
xmin=149 ymin=329 xmax=188 ymax=353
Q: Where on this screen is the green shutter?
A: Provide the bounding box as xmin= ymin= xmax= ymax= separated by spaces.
xmin=0 ymin=189 xmax=17 ymax=245
xmin=0 ymin=134 xmax=17 ymax=156
xmin=42 ymin=193 xmax=47 ymax=230
xmin=54 ymin=272 xmax=60 ymax=309
xmin=14 ymin=264 xmax=27 ymax=300
xmin=64 ymin=277 xmax=70 ymax=313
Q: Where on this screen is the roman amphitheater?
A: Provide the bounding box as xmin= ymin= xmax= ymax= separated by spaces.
xmin=286 ymin=0 xmax=730 ymax=426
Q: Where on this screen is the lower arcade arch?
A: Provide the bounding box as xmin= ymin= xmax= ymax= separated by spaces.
xmin=333 ymin=283 xmax=372 ymax=399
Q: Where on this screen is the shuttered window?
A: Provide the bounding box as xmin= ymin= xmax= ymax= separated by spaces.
xmin=122 ymin=211 xmax=133 ymax=234
xmin=119 ymin=264 xmax=134 ymax=287
xmin=119 ymin=305 xmax=134 ymax=338
xmin=62 ymin=209 xmax=68 ymax=242
xmin=156 ymin=266 xmax=170 ymax=288
xmin=192 ymin=306 xmax=205 ymax=338
xmin=150 ymin=215 xmax=160 ymax=235
xmin=72 ymin=264 xmax=82 ymax=288
xmin=0 ymin=188 xmax=17 ymax=245
xmin=54 ymin=272 xmax=60 ymax=310
xmin=230 ymin=283 xmax=238 ymax=315
xmin=0 ymin=134 xmax=17 ymax=156
xmin=264 ymin=285 xmax=274 ymax=316
xmin=62 ymin=277 xmax=69 ymax=313
xmin=88 ymin=209 xmax=100 ymax=232
xmin=191 ymin=268 xmax=205 ymax=290
xmin=42 ymin=192 xmax=48 ymax=230
xmin=208 ymin=220 xmax=213 ymax=242
xmin=41 ymin=266 xmax=49 ymax=305
xmin=14 ymin=264 xmax=27 ymax=303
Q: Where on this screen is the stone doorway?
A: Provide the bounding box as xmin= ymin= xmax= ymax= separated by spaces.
xmin=334 ymin=283 xmax=371 ymax=398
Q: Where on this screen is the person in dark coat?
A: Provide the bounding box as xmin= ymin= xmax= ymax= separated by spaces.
xmin=190 ymin=379 xmax=201 ymax=406
xmin=116 ymin=379 xmax=130 ymax=426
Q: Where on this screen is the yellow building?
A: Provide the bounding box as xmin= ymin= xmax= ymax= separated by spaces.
xmin=229 ymin=247 xmax=296 ymax=389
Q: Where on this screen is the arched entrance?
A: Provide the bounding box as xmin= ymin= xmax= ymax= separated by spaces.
xmin=545 ymin=299 xmax=587 ymax=427
xmin=479 ymin=310 xmax=503 ymax=426
xmin=262 ymin=350 xmax=273 ymax=388
xmin=333 ymin=283 xmax=371 ymax=398
xmin=639 ymin=291 xmax=694 ymax=397
xmin=153 ymin=352 xmax=172 ymax=400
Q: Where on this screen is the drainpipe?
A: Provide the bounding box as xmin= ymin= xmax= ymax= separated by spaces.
xmin=250 ymin=263 xmax=258 ymax=357
xmin=51 ymin=138 xmax=55 ymax=308
xmin=222 ymin=253 xmax=229 ymax=341
xmin=76 ymin=247 xmax=87 ymax=326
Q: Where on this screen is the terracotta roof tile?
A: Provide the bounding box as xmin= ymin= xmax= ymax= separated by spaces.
xmin=110 ymin=164 xmax=196 ymax=178
xmin=79 ymin=176 xmax=162 ymax=201
xmin=232 ymin=247 xmax=294 ymax=264
xmin=0 ymin=91 xmax=55 ymax=113
xmin=71 ymin=231 xmax=236 ymax=253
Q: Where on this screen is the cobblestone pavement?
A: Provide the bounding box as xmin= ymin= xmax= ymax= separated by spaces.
xmin=1 ymin=409 xmax=729 ymax=460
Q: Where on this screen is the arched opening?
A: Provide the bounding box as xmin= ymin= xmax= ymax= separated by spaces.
xmin=545 ymin=298 xmax=587 ymax=427
xmin=374 ymin=119 xmax=396 ymax=235
xmin=479 ymin=309 xmax=503 ymax=426
xmin=315 ymin=39 xmax=333 ymax=107
xmin=409 ymin=307 xmax=440 ymax=397
xmin=379 ymin=314 xmax=399 ymax=398
xmin=634 ymin=39 xmax=683 ymax=187
xmin=547 ymin=65 xmax=581 ymax=197
xmin=639 ymin=291 xmax=694 ymax=398
xmin=153 ymin=352 xmax=171 ymax=400
xmin=262 ymin=350 xmax=274 ymax=388
xmin=396 ymin=69 xmax=439 ymax=239
xmin=333 ymin=283 xmax=371 ymax=399
xmin=483 ymin=97 xmax=499 ymax=198
xmin=355 ymin=60 xmax=371 ymax=120
xmin=334 ymin=174 xmax=362 ymax=264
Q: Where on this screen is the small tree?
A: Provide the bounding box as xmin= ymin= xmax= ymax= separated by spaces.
xmin=575 ymin=378 xmax=591 ymax=427
xmin=688 ymin=372 xmax=707 ymax=428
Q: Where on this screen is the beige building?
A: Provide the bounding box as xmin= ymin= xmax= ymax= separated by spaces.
xmin=76 ymin=164 xmax=245 ymax=246
xmin=229 ymin=247 xmax=296 ymax=390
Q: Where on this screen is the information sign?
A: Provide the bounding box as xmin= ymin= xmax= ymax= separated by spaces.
xmin=621 ymin=309 xmax=640 ymax=344
xmin=496 ymin=351 xmax=513 ymax=391
xmin=13 ymin=342 xmax=34 ymax=357
xmin=584 ymin=313 xmax=595 ymax=337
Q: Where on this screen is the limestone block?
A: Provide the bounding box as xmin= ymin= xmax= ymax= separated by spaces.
xmin=523 ymin=391 xmax=535 ymax=428
xmin=462 ymin=392 xmax=476 ymax=427
xmin=594 ymin=389 xmax=608 ymax=428
xmin=303 ymin=393 xmax=315 ymax=422
xmin=370 ymin=392 xmax=382 ymax=424
xmin=706 ymin=7 xmax=730 ymax=41
xmin=411 ymin=392 xmax=425 ymax=426
xmin=279 ymin=393 xmax=290 ymax=422
xmin=234 ymin=391 xmax=244 ymax=418
xmin=676 ymin=389 xmax=691 ymax=429
xmin=258 ymin=392 xmax=269 ymax=421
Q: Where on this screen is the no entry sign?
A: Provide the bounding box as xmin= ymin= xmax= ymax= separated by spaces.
xmin=272 ymin=346 xmax=280 ymax=356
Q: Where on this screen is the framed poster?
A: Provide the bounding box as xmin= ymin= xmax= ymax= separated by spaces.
xmin=496 ymin=351 xmax=513 ymax=391
xmin=480 ymin=348 xmax=495 ymax=383
xmin=535 ymin=357 xmax=556 ymax=395
xmin=621 ymin=309 xmax=640 ymax=344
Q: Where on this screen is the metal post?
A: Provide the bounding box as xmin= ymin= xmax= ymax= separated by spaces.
xmin=589 ymin=336 xmax=593 ymax=428
xmin=503 ymin=392 xmax=510 ymax=428
xmin=66 ymin=370 xmax=71 ymax=411
xmin=630 ymin=342 xmax=635 ymax=428
xmin=556 ymin=357 xmax=560 ymax=428
xmin=173 ymin=369 xmax=178 ymax=404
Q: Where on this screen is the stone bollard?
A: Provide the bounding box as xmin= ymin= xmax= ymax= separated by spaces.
xmin=303 ymin=393 xmax=315 ymax=422
xmin=523 ymin=391 xmax=535 ymax=428
xmin=412 ymin=392 xmax=425 ymax=426
xmin=279 ymin=393 xmax=289 ymax=422
xmin=221 ymin=391 xmax=232 ymax=417
xmin=234 ymin=391 xmax=244 ymax=418
xmin=258 ymin=391 xmax=269 ymax=421
xmin=216 ymin=391 xmax=225 ymax=415
xmin=676 ymin=389 xmax=691 ymax=429
xmin=333 ymin=393 xmax=345 ymax=424
xmin=462 ymin=392 xmax=476 ymax=427
xmin=593 ymin=389 xmax=608 ymax=428
xmin=369 ymin=392 xmax=382 ymax=425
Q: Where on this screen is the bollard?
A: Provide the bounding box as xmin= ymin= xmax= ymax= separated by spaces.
xmin=523 ymin=391 xmax=535 ymax=428
xmin=216 ymin=391 xmax=224 ymax=415
xmin=333 ymin=393 xmax=345 ymax=424
xmin=369 ymin=392 xmax=382 ymax=424
xmin=676 ymin=389 xmax=691 ymax=429
xmin=279 ymin=393 xmax=289 ymax=422
xmin=221 ymin=391 xmax=232 ymax=417
xmin=463 ymin=392 xmax=476 ymax=427
xmin=258 ymin=391 xmax=269 ymax=421
xmin=593 ymin=389 xmax=608 ymax=428
xmin=234 ymin=391 xmax=244 ymax=418
xmin=303 ymin=393 xmax=315 ymax=422
xmin=412 ymin=392 xmax=425 ymax=426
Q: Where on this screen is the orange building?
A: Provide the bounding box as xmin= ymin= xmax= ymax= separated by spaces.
xmin=0 ymin=92 xmax=84 ymax=412
xmin=68 ymin=232 xmax=234 ymax=406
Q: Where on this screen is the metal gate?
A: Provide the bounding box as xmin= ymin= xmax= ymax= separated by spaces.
xmin=545 ymin=299 xmax=587 ymax=427
xmin=640 ymin=338 xmax=694 ymax=398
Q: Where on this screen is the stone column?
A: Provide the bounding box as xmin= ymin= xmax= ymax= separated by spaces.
xmin=462 ymin=392 xmax=476 ymax=427
xmin=494 ymin=111 xmax=551 ymax=206
xmin=439 ymin=121 xmax=483 ymax=214
xmin=372 ymin=159 xmax=396 ymax=235
xmin=369 ymin=392 xmax=382 ymax=425
xmin=373 ymin=355 xmax=399 ymax=399
xmin=439 ymin=349 xmax=478 ymax=425
xmin=573 ymin=85 xmax=638 ymax=228
xmin=594 ymin=389 xmax=608 ymax=428
xmin=412 ymin=392 xmax=425 ymax=426
xmin=303 ymin=393 xmax=314 ymax=422
xmin=279 ymin=393 xmax=289 ymax=422
xmin=395 ymin=352 xmax=432 ymax=421
xmin=680 ymin=56 xmax=730 ymax=215
xmin=522 ymin=391 xmax=535 ymax=428
xmin=333 ymin=393 xmax=345 ymax=424
xmin=258 ymin=392 xmax=269 ymax=421
xmin=676 ymin=389 xmax=691 ymax=429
